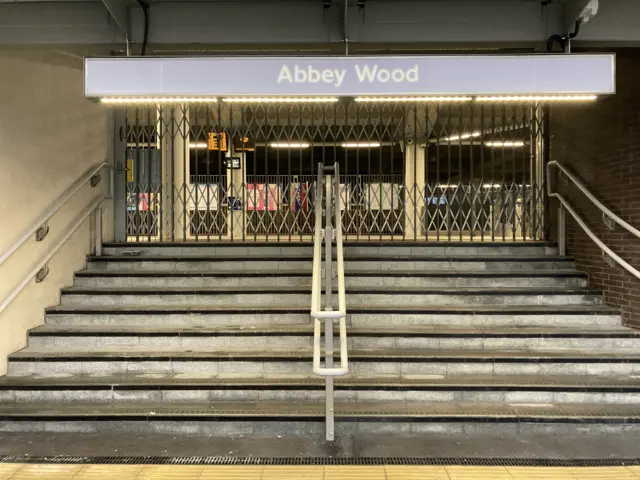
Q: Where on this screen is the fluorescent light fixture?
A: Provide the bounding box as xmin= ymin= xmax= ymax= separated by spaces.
xmin=341 ymin=142 xmax=382 ymax=148
xmin=484 ymin=141 xmax=526 ymax=147
xmin=100 ymin=97 xmax=217 ymax=104
xmin=269 ymin=142 xmax=310 ymax=148
xmin=482 ymin=183 xmax=502 ymax=188
xmin=224 ymin=97 xmax=338 ymax=103
xmin=189 ymin=142 xmax=208 ymax=149
xmin=476 ymin=95 xmax=597 ymax=102
xmin=355 ymin=96 xmax=472 ymax=103
xmin=444 ymin=132 xmax=482 ymax=142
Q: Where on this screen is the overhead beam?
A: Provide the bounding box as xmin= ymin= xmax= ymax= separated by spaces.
xmin=101 ymin=0 xmax=131 ymax=44
xmin=0 ymin=0 xmax=638 ymax=47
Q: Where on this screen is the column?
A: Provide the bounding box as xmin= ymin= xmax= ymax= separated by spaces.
xmin=226 ymin=148 xmax=246 ymax=240
xmin=160 ymin=105 xmax=189 ymax=241
xmin=403 ymin=105 xmax=438 ymax=240
xmin=404 ymin=145 xmax=426 ymax=239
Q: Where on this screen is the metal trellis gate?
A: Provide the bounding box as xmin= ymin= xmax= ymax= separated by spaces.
xmin=120 ymin=100 xmax=545 ymax=243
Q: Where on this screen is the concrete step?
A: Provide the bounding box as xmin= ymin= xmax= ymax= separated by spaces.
xmin=58 ymin=286 xmax=602 ymax=307
xmin=103 ymin=241 xmax=556 ymax=258
xmin=344 ymin=256 xmax=576 ymax=272
xmin=73 ymin=270 xmax=588 ymax=289
xmin=44 ymin=304 xmax=622 ymax=327
xmin=2 ymin=373 xmax=640 ymax=405
xmin=103 ymin=243 xmax=314 ymax=258
xmin=8 ymin=347 xmax=640 ymax=376
xmin=26 ymin=325 xmax=640 ymax=351
xmin=86 ymin=255 xmax=576 ymax=273
xmin=0 ymin=401 xmax=638 ymax=435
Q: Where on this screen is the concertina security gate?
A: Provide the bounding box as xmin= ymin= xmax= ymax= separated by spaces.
xmin=123 ymin=100 xmax=546 ymax=242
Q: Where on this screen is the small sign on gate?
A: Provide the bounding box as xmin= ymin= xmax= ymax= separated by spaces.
xmin=225 ymin=157 xmax=241 ymax=169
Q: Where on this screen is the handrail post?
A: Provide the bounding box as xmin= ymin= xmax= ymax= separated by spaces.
xmin=558 ymin=203 xmax=566 ymax=256
xmin=324 ymin=171 xmax=335 ymax=441
xmin=311 ymin=161 xmax=347 ymax=442
xmin=94 ymin=207 xmax=103 ymax=257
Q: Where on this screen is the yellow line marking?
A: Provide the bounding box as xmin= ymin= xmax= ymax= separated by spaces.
xmin=2 ymin=463 xmax=640 ymax=480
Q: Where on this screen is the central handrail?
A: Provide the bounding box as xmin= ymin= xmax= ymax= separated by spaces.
xmin=310 ymin=162 xmax=348 ymax=442
xmin=547 ymin=160 xmax=640 ymax=280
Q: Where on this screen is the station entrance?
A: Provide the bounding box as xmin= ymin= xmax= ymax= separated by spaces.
xmin=123 ymin=99 xmax=545 ymax=243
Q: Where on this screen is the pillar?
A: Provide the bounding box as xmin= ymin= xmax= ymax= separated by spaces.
xmin=226 ymin=148 xmax=246 ymax=240
xmin=403 ymin=105 xmax=438 ymax=240
xmin=404 ymin=145 xmax=426 ymax=239
xmin=160 ymin=105 xmax=189 ymax=241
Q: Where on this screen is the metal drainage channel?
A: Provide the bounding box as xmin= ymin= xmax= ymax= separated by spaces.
xmin=1 ymin=456 xmax=639 ymax=467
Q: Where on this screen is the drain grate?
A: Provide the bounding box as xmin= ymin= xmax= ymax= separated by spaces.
xmin=0 ymin=456 xmax=639 ymax=466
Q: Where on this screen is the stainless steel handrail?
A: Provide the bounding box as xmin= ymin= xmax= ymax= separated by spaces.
xmin=311 ymin=162 xmax=348 ymax=442
xmin=0 ymin=162 xmax=109 ymax=267
xmin=547 ymin=160 xmax=640 ymax=280
xmin=0 ymin=197 xmax=106 ymax=316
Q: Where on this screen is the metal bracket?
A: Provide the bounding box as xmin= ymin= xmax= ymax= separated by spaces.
xmin=101 ymin=0 xmax=131 ymax=51
xmin=602 ymin=251 xmax=616 ymax=268
xmin=35 ymin=223 xmax=49 ymax=242
xmin=603 ymin=213 xmax=615 ymax=232
xmin=35 ymin=264 xmax=50 ymax=283
xmin=90 ymin=173 xmax=102 ymax=187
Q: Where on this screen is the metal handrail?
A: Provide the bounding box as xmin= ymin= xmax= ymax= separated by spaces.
xmin=0 ymin=197 xmax=106 ymax=317
xmin=310 ymin=162 xmax=348 ymax=442
xmin=547 ymin=160 xmax=640 ymax=280
xmin=0 ymin=162 xmax=108 ymax=267
xmin=548 ymin=161 xmax=640 ymax=239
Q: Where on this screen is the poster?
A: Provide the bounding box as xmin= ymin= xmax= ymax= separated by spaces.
xmin=127 ymin=192 xmax=157 ymax=212
xmin=339 ymin=184 xmax=350 ymax=211
xmin=290 ymin=183 xmax=308 ymax=212
xmin=187 ymin=184 xmax=219 ymax=211
xmin=248 ymin=184 xmax=280 ymax=211
xmin=365 ymin=183 xmax=401 ymax=210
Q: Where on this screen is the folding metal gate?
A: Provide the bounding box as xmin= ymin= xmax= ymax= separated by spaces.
xmin=122 ymin=100 xmax=545 ymax=242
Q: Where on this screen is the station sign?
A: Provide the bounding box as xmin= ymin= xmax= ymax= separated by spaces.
xmin=85 ymin=54 xmax=615 ymax=97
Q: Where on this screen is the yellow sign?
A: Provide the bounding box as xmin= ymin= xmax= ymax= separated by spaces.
xmin=208 ymin=132 xmax=228 ymax=151
xmin=126 ymin=158 xmax=134 ymax=183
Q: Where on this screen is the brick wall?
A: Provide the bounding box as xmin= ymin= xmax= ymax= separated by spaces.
xmin=551 ymin=50 xmax=640 ymax=328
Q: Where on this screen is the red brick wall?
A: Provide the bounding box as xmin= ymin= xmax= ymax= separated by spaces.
xmin=551 ymin=51 xmax=640 ymax=328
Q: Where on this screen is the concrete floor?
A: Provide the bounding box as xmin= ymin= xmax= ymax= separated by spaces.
xmin=0 ymin=431 xmax=639 ymax=460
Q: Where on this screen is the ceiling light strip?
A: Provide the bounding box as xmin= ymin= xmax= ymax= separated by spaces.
xmin=224 ymin=97 xmax=338 ymax=103
xmin=485 ymin=141 xmax=526 ymax=147
xmin=341 ymin=142 xmax=382 ymax=148
xmin=269 ymin=143 xmax=311 ymax=148
xmin=355 ymin=96 xmax=472 ymax=103
xmin=100 ymin=97 xmax=218 ymax=104
xmin=476 ymin=95 xmax=597 ymax=102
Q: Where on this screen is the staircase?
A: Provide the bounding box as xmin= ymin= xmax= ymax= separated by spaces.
xmin=1 ymin=241 xmax=640 ymax=438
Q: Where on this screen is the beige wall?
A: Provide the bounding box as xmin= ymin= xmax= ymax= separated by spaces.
xmin=0 ymin=49 xmax=111 ymax=374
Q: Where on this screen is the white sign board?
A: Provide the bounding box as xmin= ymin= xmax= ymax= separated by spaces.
xmin=84 ymin=54 xmax=615 ymax=97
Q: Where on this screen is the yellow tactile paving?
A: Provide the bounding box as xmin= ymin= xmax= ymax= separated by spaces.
xmin=3 ymin=463 xmax=640 ymax=480
xmin=197 ymin=466 xmax=263 ymax=480
xmin=385 ymin=465 xmax=451 ymax=480
xmin=446 ymin=465 xmax=514 ymax=480
xmin=569 ymin=467 xmax=637 ymax=479
xmin=73 ymin=465 xmax=144 ymax=479
xmin=508 ymin=467 xmax=579 ymax=479
xmin=261 ymin=465 xmax=324 ymax=479
xmin=324 ymin=465 xmax=388 ymax=479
